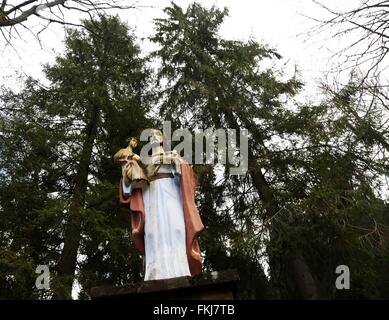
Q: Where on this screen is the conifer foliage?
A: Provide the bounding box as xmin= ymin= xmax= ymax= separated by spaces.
xmin=0 ymin=3 xmax=388 ymax=299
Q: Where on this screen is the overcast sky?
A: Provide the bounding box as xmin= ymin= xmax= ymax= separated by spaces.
xmin=0 ymin=0 xmax=349 ymax=102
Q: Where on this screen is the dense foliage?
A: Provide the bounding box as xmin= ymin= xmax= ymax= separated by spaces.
xmin=0 ymin=3 xmax=388 ymax=299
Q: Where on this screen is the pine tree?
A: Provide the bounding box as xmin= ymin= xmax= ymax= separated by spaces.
xmin=150 ymin=2 xmax=389 ymax=299
xmin=150 ymin=2 xmax=307 ymax=298
xmin=0 ymin=78 xmax=66 ymax=299
xmin=0 ymin=15 xmax=153 ymax=299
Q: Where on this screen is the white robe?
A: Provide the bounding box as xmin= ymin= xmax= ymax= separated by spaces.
xmin=141 ymin=165 xmax=191 ymax=280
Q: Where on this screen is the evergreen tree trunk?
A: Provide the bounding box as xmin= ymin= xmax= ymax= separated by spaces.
xmin=288 ymin=251 xmax=319 ymax=299
xmin=55 ymin=104 xmax=100 ymax=299
xmin=248 ymin=152 xmax=319 ymax=299
xmin=225 ymin=105 xmax=319 ymax=298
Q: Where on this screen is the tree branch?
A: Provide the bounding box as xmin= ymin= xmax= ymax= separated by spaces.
xmin=5 ymin=0 xmax=38 ymax=15
xmin=0 ymin=0 xmax=65 ymax=27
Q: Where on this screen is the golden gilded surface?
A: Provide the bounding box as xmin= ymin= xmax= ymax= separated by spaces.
xmin=114 ymin=137 xmax=148 ymax=188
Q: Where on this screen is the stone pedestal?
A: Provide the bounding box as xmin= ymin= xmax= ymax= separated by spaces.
xmin=91 ymin=269 xmax=239 ymax=300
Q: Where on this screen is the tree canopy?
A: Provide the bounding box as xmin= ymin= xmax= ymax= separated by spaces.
xmin=0 ymin=2 xmax=388 ymax=300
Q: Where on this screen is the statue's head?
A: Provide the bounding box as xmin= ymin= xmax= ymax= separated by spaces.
xmin=126 ymin=137 xmax=138 ymax=148
xmin=149 ymin=129 xmax=164 ymax=146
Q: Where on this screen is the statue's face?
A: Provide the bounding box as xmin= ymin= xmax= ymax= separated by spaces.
xmin=130 ymin=138 xmax=138 ymax=148
xmin=150 ymin=129 xmax=163 ymax=145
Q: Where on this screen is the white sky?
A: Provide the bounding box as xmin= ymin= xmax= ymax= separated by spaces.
xmin=0 ymin=0 xmax=346 ymax=101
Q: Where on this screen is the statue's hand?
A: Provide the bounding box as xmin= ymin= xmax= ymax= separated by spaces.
xmin=132 ymin=154 xmax=141 ymax=162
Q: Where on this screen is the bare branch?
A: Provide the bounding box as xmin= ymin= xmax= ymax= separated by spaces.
xmin=0 ymin=0 xmax=65 ymax=27
xmin=1 ymin=0 xmax=7 ymax=11
xmin=309 ymin=0 xmax=389 ymax=79
xmin=5 ymin=0 xmax=38 ymax=15
xmin=0 ymin=0 xmax=148 ymax=45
